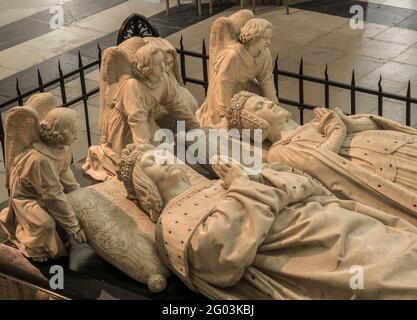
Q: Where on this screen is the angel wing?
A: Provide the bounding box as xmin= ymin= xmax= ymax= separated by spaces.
xmin=209 ymin=17 xmax=239 ymax=68
xmin=98 ymin=46 xmax=133 ymax=131
xmin=228 ymin=9 xmax=255 ymax=34
xmin=118 ymin=36 xmax=146 ymax=64
xmin=25 ymin=92 xmax=59 ymax=121
xmin=4 ymin=106 xmax=40 ymax=188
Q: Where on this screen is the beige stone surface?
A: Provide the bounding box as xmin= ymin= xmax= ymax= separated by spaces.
xmin=195 ymin=10 xmax=278 ymax=127
xmin=83 ymin=37 xmax=199 ymax=181
xmin=116 ymin=144 xmax=417 ymax=300
xmin=0 ymin=100 xmax=87 ymax=262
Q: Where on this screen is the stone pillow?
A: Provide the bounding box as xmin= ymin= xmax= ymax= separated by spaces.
xmin=68 ymin=186 xmax=170 ymax=293
xmin=68 ymin=165 xmax=208 ymax=293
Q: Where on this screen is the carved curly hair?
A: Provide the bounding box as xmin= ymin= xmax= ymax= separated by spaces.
xmin=39 ymin=107 xmax=78 ymax=145
xmin=132 ymin=44 xmax=164 ymax=78
xmin=239 ymin=18 xmax=272 ymax=45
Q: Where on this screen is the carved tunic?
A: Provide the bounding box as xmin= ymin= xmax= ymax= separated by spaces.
xmin=156 ymin=165 xmax=417 ymax=299
xmin=196 ymin=44 xmax=278 ymax=127
xmin=83 ymin=74 xmax=199 ymax=180
xmin=102 ymin=74 xmax=198 ymax=154
xmin=268 ymin=115 xmax=417 ymax=224
xmin=0 ymin=142 xmax=80 ymax=260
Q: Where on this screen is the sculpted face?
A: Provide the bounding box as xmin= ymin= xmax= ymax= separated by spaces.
xmin=149 ymin=51 xmax=165 ymax=78
xmin=164 ymin=53 xmax=175 ymax=74
xmin=244 ymin=95 xmax=291 ymax=125
xmin=250 ymin=28 xmax=272 ymax=57
xmin=62 ymin=120 xmax=78 ymax=146
xmin=140 ymin=149 xmax=187 ymax=193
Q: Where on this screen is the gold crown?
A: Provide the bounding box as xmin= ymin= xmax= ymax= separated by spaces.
xmin=116 ymin=142 xmax=155 ymax=202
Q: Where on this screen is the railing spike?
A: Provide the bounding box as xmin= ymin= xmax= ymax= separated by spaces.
xmin=325 ymin=64 xmax=329 ymax=80
xmin=37 ymin=69 xmax=44 ymax=92
xmin=351 ymin=70 xmax=356 ymax=85
xmin=406 ymin=80 xmax=411 ymax=126
xmin=299 ymin=58 xmax=304 ymax=74
xmin=16 ymin=78 xmax=21 ymax=94
xmin=274 ymin=53 xmax=278 ymax=69
xmin=202 ymin=38 xmax=206 ymax=55
xmin=377 ymin=75 xmax=383 ymax=116
xmin=97 ymin=42 xmax=102 ymax=68
xmin=180 ymin=34 xmax=184 ymax=50
xmin=58 ymin=60 xmax=63 ymax=75
xmin=37 ymin=69 xmax=43 ymax=84
xmin=78 ymin=50 xmax=83 ymax=67
xmin=16 ymin=78 xmax=23 ymax=106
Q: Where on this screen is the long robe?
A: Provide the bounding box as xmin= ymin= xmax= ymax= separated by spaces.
xmin=0 ymin=142 xmax=80 ymax=260
xmin=156 ymin=164 xmax=417 ymax=299
xmin=83 ymin=74 xmax=199 ymax=181
xmin=196 ymin=43 xmax=278 ymax=127
xmin=267 ymin=114 xmax=417 ymax=226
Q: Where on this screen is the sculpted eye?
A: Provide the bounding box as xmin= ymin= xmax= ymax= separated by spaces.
xmin=254 ymin=102 xmax=263 ymax=111
xmin=142 ymin=155 xmax=155 ymax=168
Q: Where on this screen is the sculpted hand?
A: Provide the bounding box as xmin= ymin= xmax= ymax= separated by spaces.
xmin=313 ymin=108 xmax=347 ymax=153
xmin=332 ymin=108 xmax=356 ymax=133
xmin=314 ymin=108 xmax=346 ymax=135
xmin=314 ymin=107 xmax=332 ymax=122
xmin=212 ymin=156 xmax=248 ymax=189
xmin=73 ymin=228 xmax=87 ymax=243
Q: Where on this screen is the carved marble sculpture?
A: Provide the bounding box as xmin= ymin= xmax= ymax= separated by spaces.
xmin=83 ymin=37 xmax=199 ymax=181
xmin=0 ymin=244 xmax=52 ymax=299
xmin=196 ymin=10 xmax=278 ymax=127
xmin=26 ymin=92 xmax=60 ymax=121
xmin=0 ymin=105 xmax=87 ymax=262
xmin=67 ymin=152 xmax=208 ymax=292
xmin=118 ymin=142 xmax=417 ymax=299
xmin=144 ymin=37 xmax=199 ymax=113
xmin=226 ymin=91 xmax=417 ymax=224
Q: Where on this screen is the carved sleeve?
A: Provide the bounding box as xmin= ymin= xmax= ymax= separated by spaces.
xmin=333 ymin=109 xmax=380 ymax=133
xmin=256 ymin=49 xmax=278 ymax=104
xmin=59 ymin=147 xmax=79 ymax=193
xmin=213 ymin=51 xmax=241 ymax=115
xmin=122 ymin=79 xmax=153 ymax=143
xmin=162 ymin=76 xmax=199 ymax=130
xmin=188 ymin=177 xmax=278 ymax=287
xmin=345 ymin=117 xmax=380 ymax=133
xmin=318 ymin=112 xmax=347 ymax=153
xmin=26 ymin=155 xmax=81 ymax=234
xmin=189 ymin=168 xmax=328 ymax=288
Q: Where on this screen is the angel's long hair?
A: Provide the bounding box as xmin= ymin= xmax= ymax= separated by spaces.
xmin=39 ymin=107 xmax=78 ymax=145
xmin=239 ymin=18 xmax=272 ymax=45
xmin=132 ymin=45 xmax=164 ymax=78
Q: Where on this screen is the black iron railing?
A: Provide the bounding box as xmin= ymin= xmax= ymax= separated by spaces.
xmin=1 ymin=20 xmax=417 ymax=160
xmin=0 ymin=46 xmax=102 ymax=159
xmin=176 ymin=38 xmax=417 ymax=126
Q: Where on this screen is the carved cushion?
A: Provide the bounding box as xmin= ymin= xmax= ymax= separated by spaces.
xmin=68 ymin=165 xmax=208 ymax=293
xmin=68 ymin=187 xmax=170 ymax=293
